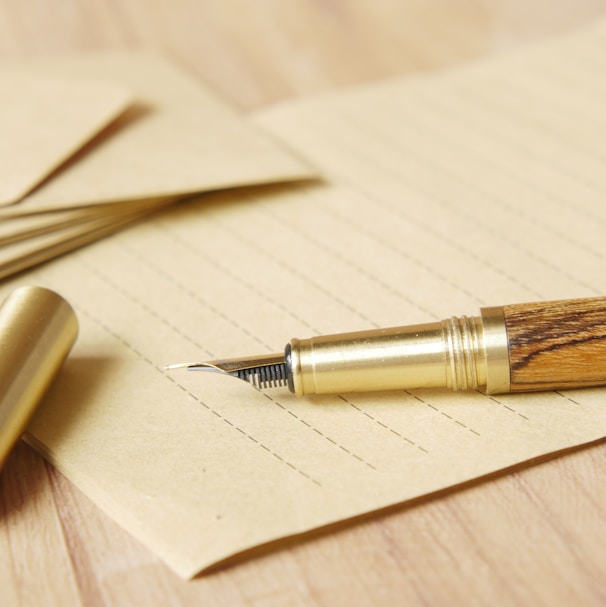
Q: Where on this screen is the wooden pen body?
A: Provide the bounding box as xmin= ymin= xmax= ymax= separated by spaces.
xmin=503 ymin=297 xmax=606 ymax=392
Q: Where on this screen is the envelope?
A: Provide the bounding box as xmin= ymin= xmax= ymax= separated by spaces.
xmin=2 ymin=51 xmax=314 ymax=216
xmin=0 ymin=71 xmax=132 ymax=206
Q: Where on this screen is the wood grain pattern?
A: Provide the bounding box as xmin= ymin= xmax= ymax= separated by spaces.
xmin=2 ymin=1 xmax=606 ymax=606
xmin=505 ymin=297 xmax=606 ymax=391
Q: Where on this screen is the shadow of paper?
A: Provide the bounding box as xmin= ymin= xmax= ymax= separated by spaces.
xmin=164 ymin=177 xmax=325 ymax=221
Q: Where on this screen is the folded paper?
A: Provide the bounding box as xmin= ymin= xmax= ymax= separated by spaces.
xmin=0 ymin=72 xmax=131 ymax=206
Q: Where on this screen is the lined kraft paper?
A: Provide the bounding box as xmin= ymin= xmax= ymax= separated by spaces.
xmin=5 ymin=20 xmax=606 ymax=578
xmin=2 ymin=51 xmax=314 ymax=214
xmin=0 ymin=73 xmax=131 ymax=206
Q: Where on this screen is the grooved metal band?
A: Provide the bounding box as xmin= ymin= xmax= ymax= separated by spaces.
xmin=480 ymin=306 xmax=511 ymax=394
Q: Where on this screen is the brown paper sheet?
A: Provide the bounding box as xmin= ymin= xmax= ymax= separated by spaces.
xmin=4 ymin=20 xmax=606 ymax=578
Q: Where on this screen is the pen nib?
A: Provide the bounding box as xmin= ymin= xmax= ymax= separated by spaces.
xmin=165 ymin=352 xmax=289 ymax=390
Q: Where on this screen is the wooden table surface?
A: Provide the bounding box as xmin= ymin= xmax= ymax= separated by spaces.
xmin=2 ymin=2 xmax=606 ymax=605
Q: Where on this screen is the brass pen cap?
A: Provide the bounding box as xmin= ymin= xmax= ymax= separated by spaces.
xmin=0 ymin=286 xmax=78 ymax=471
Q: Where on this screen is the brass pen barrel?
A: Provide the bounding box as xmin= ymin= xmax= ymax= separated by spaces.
xmin=288 ymin=297 xmax=606 ymax=395
xmin=170 ymin=297 xmax=606 ymax=396
xmin=287 ymin=307 xmax=509 ymax=395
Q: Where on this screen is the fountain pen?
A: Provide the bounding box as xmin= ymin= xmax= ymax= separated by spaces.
xmin=167 ymin=296 xmax=606 ymax=395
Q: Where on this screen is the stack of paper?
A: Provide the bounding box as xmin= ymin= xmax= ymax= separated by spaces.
xmin=0 ymin=51 xmax=314 ymax=280
xmin=2 ymin=20 xmax=606 ymax=578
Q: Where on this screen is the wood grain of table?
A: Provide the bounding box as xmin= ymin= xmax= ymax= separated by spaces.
xmin=1 ymin=2 xmax=606 ymax=605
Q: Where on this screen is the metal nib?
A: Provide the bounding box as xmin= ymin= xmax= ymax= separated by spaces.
xmin=165 ymin=352 xmax=289 ymax=389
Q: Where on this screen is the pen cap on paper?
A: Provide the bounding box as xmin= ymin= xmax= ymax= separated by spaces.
xmin=0 ymin=286 xmax=78 ymax=471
